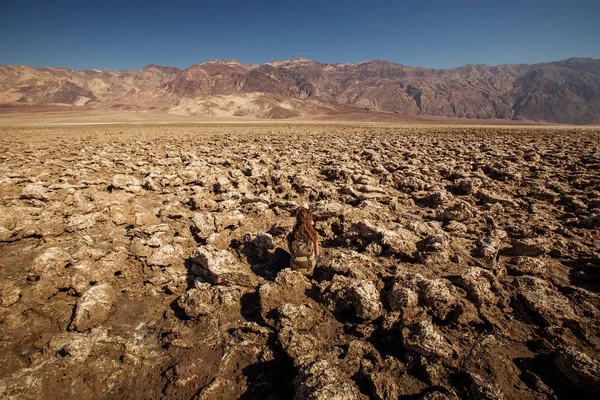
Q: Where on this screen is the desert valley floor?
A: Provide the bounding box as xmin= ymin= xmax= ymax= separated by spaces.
xmin=0 ymin=123 xmax=599 ymax=399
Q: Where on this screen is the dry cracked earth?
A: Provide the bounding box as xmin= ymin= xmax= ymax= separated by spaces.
xmin=0 ymin=123 xmax=599 ymax=400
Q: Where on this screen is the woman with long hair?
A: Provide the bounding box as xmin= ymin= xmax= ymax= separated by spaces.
xmin=279 ymin=207 xmax=320 ymax=276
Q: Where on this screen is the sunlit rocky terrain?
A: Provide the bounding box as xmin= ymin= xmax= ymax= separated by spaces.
xmin=1 ymin=123 xmax=599 ymax=399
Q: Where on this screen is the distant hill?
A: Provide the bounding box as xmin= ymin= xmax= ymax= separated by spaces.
xmin=1 ymin=57 xmax=599 ymax=124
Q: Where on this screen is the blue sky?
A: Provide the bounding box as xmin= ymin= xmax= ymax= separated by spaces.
xmin=1 ymin=0 xmax=598 ymax=70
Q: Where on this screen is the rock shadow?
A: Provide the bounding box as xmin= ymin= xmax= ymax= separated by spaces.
xmin=514 ymin=353 xmax=574 ymax=399
xmin=239 ymin=336 xmax=297 ymax=400
xmin=563 ymin=256 xmax=600 ymax=293
xmin=231 ymin=239 xmax=282 ymax=282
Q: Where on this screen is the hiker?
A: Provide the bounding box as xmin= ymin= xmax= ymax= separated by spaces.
xmin=275 ymin=207 xmax=320 ymax=276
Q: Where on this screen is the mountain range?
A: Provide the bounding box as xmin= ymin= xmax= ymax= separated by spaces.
xmin=1 ymin=57 xmax=599 ymax=124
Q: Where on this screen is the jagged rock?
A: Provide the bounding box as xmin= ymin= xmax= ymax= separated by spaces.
xmin=351 ymin=221 xmax=419 ymax=258
xmin=506 ymin=238 xmax=548 ymax=257
xmin=381 ymin=228 xmax=419 ymax=257
xmin=554 ymin=348 xmax=600 ymax=396
xmin=0 ymin=281 xmax=21 ymax=307
xmin=177 ymin=282 xmax=247 ymax=320
xmin=451 ymin=178 xmax=480 ymax=195
xmin=476 ymin=237 xmax=499 ymax=261
xmin=508 ymin=256 xmax=546 ymax=275
xmin=388 ymin=285 xmax=419 ymax=310
xmin=388 ymin=272 xmax=459 ymax=321
xmin=476 ymin=189 xmax=517 ymax=207
xmin=0 ymin=226 xmax=13 ymax=241
xmin=417 ymin=278 xmax=458 ymax=321
xmin=30 ymin=247 xmax=72 ymax=278
xmin=109 ymin=206 xmax=127 ymax=225
xmin=214 ymin=210 xmax=245 ymax=231
xmin=402 ymin=320 xmax=454 ymax=359
xmin=323 ymin=275 xmax=384 ymax=321
xmin=134 ymin=212 xmax=161 ymax=228
xmin=440 ymin=202 xmax=473 ymax=222
xmin=147 ymin=244 xmax=180 ymax=267
xmin=4 ymin=120 xmax=600 ymax=400
xmin=444 ymin=221 xmax=467 ymax=233
xmin=143 ymin=177 xmax=160 ymax=191
xmin=421 ymin=234 xmax=448 ymax=253
xmin=242 ymin=231 xmax=275 ymax=261
xmin=71 ymin=284 xmax=116 ymax=332
xmin=294 ymin=359 xmax=368 ymax=400
xmin=514 ymin=275 xmax=577 ymax=325
xmin=111 ymin=174 xmax=142 ymax=192
xmin=467 ymin=373 xmax=507 ymax=400
xmin=365 ymin=357 xmax=403 ymax=400
xmin=143 ymin=223 xmax=169 ymax=236
xmin=458 ymin=267 xmax=501 ymax=307
xmin=421 ymin=389 xmax=459 ymax=399
xmin=243 ymin=232 xmax=274 ymax=251
xmin=424 ymin=190 xmax=450 ymax=207
xmin=259 ymin=269 xmax=311 ymax=325
xmin=129 ymin=237 xmax=152 ymax=257
xmin=66 ymin=213 xmax=100 ymax=231
xmin=146 ymin=234 xmax=164 ymax=248
xmin=20 ymin=184 xmax=49 ymax=201
xmin=191 ymin=245 xmax=258 ymax=287
xmin=191 ymin=212 xmax=216 ymax=240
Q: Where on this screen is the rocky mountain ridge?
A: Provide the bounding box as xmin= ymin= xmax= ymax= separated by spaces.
xmin=1 ymin=57 xmax=599 ymax=123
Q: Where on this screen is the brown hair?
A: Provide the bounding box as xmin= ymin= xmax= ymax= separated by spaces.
xmin=291 ymin=207 xmax=318 ymax=243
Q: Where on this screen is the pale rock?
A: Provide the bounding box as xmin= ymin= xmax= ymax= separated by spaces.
xmin=458 ymin=267 xmax=501 ymax=307
xmin=144 ymin=223 xmax=169 ymax=236
xmin=477 ymin=237 xmax=499 ymax=260
xmin=31 ymin=247 xmax=72 ymax=278
xmin=146 ymin=234 xmax=164 ymax=248
xmin=476 ymin=189 xmax=517 ymax=207
xmin=71 ymin=284 xmax=116 ymax=332
xmin=514 ymin=275 xmax=577 ymax=325
xmin=444 ymin=221 xmax=467 ymax=233
xmin=67 ymin=213 xmax=98 ymax=231
xmin=111 ymin=174 xmax=142 ymax=192
xmin=110 ymin=208 xmax=127 ymax=225
xmin=509 ymin=256 xmax=546 ymax=276
xmin=381 ymin=228 xmax=419 ymax=258
xmin=177 ymin=282 xmax=246 ymax=320
xmin=324 ymin=275 xmax=383 ymax=321
xmin=0 ymin=280 xmax=21 ymax=307
xmin=402 ymin=319 xmax=454 ymax=359
xmin=294 ymin=359 xmax=367 ymax=400
xmin=214 ymin=210 xmax=245 ymax=231
xmin=259 ymin=269 xmax=311 ymax=325
xmin=243 ymin=232 xmax=274 ymax=251
xmin=440 ymin=202 xmax=473 ymax=222
xmin=554 ymin=348 xmax=600 ymax=396
xmin=21 ymin=184 xmax=49 ymax=201
xmin=192 ymin=245 xmax=258 ymax=287
xmin=507 ymin=237 xmax=548 ymax=257
xmin=417 ymin=278 xmax=458 ymax=320
xmin=191 ymin=212 xmax=216 ymax=240
xmin=0 ymin=226 xmax=13 ymax=241
xmin=147 ymin=244 xmax=179 ymax=267
xmin=129 ymin=238 xmax=152 ymax=258
xmin=134 ymin=212 xmax=161 ymax=227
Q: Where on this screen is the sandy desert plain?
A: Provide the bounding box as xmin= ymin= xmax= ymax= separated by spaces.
xmin=0 ymin=119 xmax=599 ymax=400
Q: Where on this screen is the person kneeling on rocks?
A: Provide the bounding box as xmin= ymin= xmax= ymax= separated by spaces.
xmin=276 ymin=207 xmax=320 ymax=276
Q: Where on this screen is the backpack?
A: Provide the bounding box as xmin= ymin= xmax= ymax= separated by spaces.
xmin=290 ymin=238 xmax=317 ymax=275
